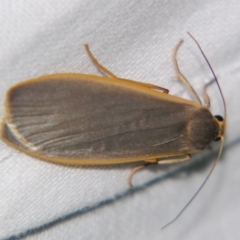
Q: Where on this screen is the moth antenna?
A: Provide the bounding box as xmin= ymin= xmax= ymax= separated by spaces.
xmin=187 ymin=32 xmax=226 ymax=121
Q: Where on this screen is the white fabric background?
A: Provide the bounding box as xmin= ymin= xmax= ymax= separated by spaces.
xmin=0 ymin=1 xmax=239 ymax=239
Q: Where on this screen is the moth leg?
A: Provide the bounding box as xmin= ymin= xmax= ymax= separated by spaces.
xmin=203 ymin=79 xmax=216 ymax=108
xmin=128 ymin=155 xmax=191 ymax=188
xmin=85 ymin=44 xmax=169 ymax=93
xmin=157 ymin=154 xmax=191 ymax=164
xmin=173 ymin=40 xmax=202 ymax=104
xmin=85 ymin=44 xmax=118 ymax=79
xmin=128 ymin=163 xmax=152 ymax=189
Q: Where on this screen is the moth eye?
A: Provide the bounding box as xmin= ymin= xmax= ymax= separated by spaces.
xmin=214 ymin=115 xmax=224 ymax=122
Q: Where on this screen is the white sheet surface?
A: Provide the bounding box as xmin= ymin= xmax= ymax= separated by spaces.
xmin=0 ymin=1 xmax=239 ymax=239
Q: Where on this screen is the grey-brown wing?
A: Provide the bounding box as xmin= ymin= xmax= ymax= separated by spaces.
xmin=3 ymin=76 xmax=207 ymax=160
